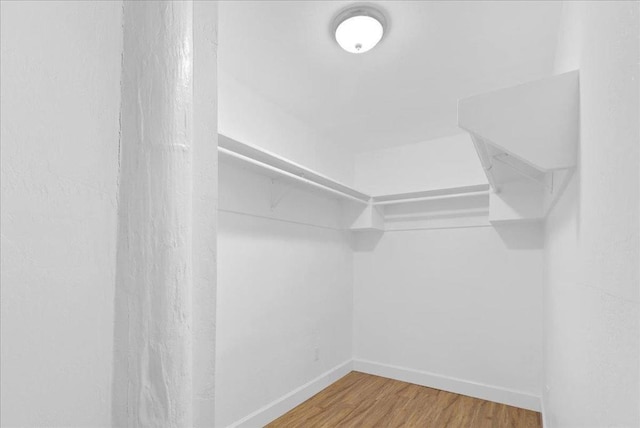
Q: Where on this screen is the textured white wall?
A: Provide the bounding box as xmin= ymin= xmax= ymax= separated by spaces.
xmin=353 ymin=224 xmax=544 ymax=408
xmin=543 ymin=2 xmax=640 ymax=427
xmin=215 ymin=162 xmax=353 ymax=427
xmin=354 ymin=133 xmax=487 ymax=196
xmin=0 ymin=2 xmax=122 ymax=426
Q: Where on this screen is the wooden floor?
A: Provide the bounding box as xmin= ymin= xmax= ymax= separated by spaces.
xmin=266 ymin=372 xmax=541 ymax=428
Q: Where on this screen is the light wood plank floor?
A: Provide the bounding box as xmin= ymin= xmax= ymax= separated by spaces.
xmin=266 ymin=371 xmax=541 ymax=428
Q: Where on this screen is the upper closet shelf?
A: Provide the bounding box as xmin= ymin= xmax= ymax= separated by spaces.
xmin=218 ymin=134 xmax=370 ymax=204
xmin=458 ymin=70 xmax=579 ymax=179
xmin=372 ymin=184 xmax=489 ymax=206
xmin=458 ymin=70 xmax=579 ymax=223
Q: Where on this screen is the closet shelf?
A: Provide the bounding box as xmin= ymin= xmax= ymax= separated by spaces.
xmin=457 ymin=70 xmax=579 ymax=222
xmin=458 ymin=70 xmax=579 ymax=186
xmin=372 ymin=184 xmax=489 ymax=206
xmin=219 ymin=135 xmax=495 ymax=231
xmin=218 ymin=134 xmax=370 ymax=204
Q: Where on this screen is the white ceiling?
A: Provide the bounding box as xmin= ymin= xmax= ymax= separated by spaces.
xmin=219 ymin=1 xmax=562 ymax=153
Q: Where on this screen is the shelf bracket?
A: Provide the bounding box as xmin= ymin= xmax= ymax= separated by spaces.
xmin=469 ymin=134 xmax=500 ymax=193
xmin=270 ymin=178 xmax=296 ymax=210
xmin=492 ymin=153 xmax=554 ymax=193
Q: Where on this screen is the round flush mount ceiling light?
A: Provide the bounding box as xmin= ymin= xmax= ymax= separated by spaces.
xmin=333 ymin=6 xmax=386 ymax=54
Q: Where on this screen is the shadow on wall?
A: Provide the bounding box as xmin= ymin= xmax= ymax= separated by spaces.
xmin=352 ymin=222 xmax=545 ymax=252
xmin=351 ymin=230 xmax=385 ymax=252
xmin=493 ymin=222 xmax=545 ymax=250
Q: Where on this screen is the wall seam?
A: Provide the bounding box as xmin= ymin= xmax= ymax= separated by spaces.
xmin=111 ymin=1 xmax=127 ymax=424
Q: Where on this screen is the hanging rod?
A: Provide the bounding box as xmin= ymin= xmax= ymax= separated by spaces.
xmin=218 ymin=147 xmax=370 ymax=204
xmin=372 ymin=189 xmax=490 ymax=206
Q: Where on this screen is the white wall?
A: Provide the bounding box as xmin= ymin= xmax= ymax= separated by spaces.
xmin=218 ymin=69 xmax=355 ymax=186
xmin=354 ymin=133 xmax=487 ymax=196
xmin=543 ymin=2 xmax=639 ymax=427
xmin=351 ymin=131 xmax=542 ymax=409
xmin=215 ymin=162 xmax=354 ymax=427
xmin=353 ymin=224 xmax=544 ymax=410
xmin=217 ymin=24 xmax=357 ymax=424
xmin=0 ymin=2 xmax=122 ymax=426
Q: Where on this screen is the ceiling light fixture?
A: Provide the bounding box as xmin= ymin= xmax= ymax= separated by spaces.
xmin=333 ymin=6 xmax=386 ymax=54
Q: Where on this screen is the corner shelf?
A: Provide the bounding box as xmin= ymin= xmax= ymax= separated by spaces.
xmin=219 ymin=135 xmax=493 ymax=232
xmin=458 ymin=70 xmax=579 ymax=223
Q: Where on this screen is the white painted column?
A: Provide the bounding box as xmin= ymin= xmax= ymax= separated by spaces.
xmin=112 ymin=2 xmax=194 ymax=427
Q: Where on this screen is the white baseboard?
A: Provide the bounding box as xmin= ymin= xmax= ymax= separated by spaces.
xmin=228 ymin=360 xmax=353 ymax=428
xmin=353 ymin=359 xmax=541 ymax=412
